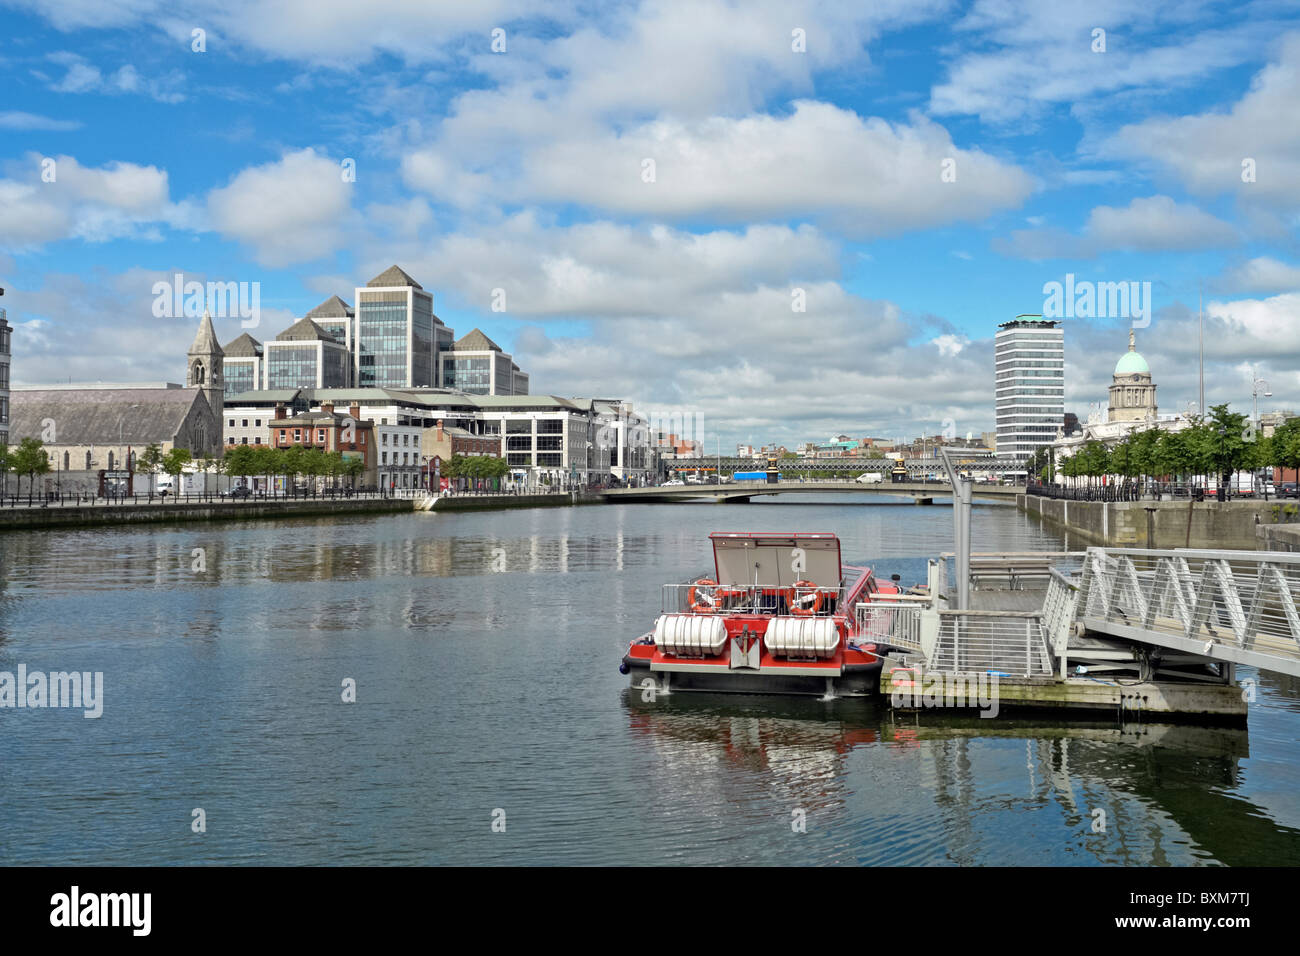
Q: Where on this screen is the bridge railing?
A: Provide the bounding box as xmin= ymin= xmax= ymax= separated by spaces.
xmin=1075 ymin=547 xmax=1300 ymax=677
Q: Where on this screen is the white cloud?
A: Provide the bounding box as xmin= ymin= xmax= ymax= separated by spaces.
xmin=44 ymin=51 xmax=186 ymax=102
xmin=0 ymin=153 xmax=175 ymax=248
xmin=407 ymin=102 xmax=1032 ymax=234
xmin=994 ymin=195 xmax=1237 ymax=259
xmin=206 ymin=148 xmax=355 ymax=267
xmin=930 ymin=0 xmax=1274 ymax=123
xmin=1106 ymin=32 xmax=1300 ymax=211
xmin=1214 ymin=257 xmax=1300 ymax=294
xmin=0 ymin=110 xmax=81 ymax=131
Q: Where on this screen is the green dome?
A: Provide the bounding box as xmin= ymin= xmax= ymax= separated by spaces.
xmin=1115 ymin=350 xmax=1149 ymax=375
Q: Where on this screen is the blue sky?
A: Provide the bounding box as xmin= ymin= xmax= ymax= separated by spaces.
xmin=2 ymin=0 xmax=1299 ymax=448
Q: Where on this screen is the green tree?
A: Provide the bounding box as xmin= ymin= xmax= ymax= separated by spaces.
xmin=11 ymin=437 xmax=50 ymax=500
xmin=161 ymin=447 xmax=192 ymax=491
xmin=136 ymin=443 xmax=164 ymax=490
xmin=342 ymin=455 xmax=364 ymax=488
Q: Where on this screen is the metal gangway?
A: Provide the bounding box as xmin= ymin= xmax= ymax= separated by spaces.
xmin=858 ymin=546 xmax=1300 ymax=683
xmin=1074 ymin=547 xmax=1300 ymax=680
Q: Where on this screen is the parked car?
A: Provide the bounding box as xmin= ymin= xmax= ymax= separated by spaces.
xmin=228 ymin=486 xmax=252 ymax=499
xmin=856 ymin=472 xmax=884 ymax=484
xmin=1280 ymin=482 xmax=1298 ymax=498
xmin=663 ymin=479 xmax=685 ymax=486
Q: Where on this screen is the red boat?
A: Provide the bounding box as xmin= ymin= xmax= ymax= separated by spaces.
xmin=620 ymin=532 xmax=902 ymax=698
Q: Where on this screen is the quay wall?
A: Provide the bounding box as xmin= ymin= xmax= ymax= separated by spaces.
xmin=1019 ymin=494 xmax=1300 ymax=550
xmin=1256 ymin=522 xmax=1300 ymax=552
xmin=428 ymin=493 xmax=596 ymax=511
xmin=0 ymin=497 xmax=411 ymax=532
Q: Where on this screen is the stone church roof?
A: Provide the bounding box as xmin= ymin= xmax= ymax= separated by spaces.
xmin=9 ymin=387 xmax=206 ymax=446
xmin=189 ymin=310 xmax=224 ymax=357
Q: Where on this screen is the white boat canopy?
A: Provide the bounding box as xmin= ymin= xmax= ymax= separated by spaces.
xmin=709 ymin=532 xmax=843 ymax=589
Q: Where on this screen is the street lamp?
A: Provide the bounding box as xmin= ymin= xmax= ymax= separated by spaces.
xmin=1251 ymin=366 xmax=1272 ymax=430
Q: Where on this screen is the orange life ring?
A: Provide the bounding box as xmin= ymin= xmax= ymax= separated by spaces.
xmin=688 ymin=578 xmax=718 ymax=613
xmin=791 ymin=580 xmax=824 ymax=617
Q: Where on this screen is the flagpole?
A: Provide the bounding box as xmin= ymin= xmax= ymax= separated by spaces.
xmin=1198 ymin=281 xmax=1204 ymax=415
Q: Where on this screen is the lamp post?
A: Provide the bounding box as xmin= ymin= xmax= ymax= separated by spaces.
xmin=1251 ymin=367 xmax=1271 ymax=431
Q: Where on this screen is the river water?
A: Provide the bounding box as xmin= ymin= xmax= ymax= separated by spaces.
xmin=2 ymin=497 xmax=1298 ymax=865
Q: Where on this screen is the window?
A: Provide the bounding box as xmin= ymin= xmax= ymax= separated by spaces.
xmin=63 ymin=451 xmax=70 ymax=470
xmin=537 ymin=420 xmax=563 ymax=434
xmin=108 ymin=452 xmax=114 ymax=470
xmin=255 ymin=438 xmax=262 ymax=445
xmin=382 ymin=433 xmax=388 ymax=445
xmin=293 ymin=429 xmax=301 ymax=442
xmin=228 ymin=419 xmax=235 ymax=427
xmin=506 ymin=419 xmax=531 ymax=433
xmin=229 ymin=437 xmax=236 ymax=445
xmin=255 ymin=419 xmax=261 ymax=427
xmin=382 ymin=452 xmax=388 ymax=464
xmin=317 ymin=429 xmax=326 ymax=443
xmin=279 ymin=430 xmax=287 ymax=441
xmin=85 ymin=451 xmax=92 ymax=469
xmin=242 ymin=419 xmax=248 ymax=427
xmin=242 ymin=438 xmax=248 ymax=444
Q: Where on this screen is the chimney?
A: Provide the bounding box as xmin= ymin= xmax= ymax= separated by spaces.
xmin=274 ymin=403 xmax=285 ymax=420
xmin=321 ymin=402 xmax=334 ymax=416
xmin=349 ymin=404 xmax=361 ymax=423
xmin=436 ymin=418 xmax=444 ymax=441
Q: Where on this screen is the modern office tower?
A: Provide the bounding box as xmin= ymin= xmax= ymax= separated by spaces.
xmin=304 ymin=295 xmax=354 ymax=377
xmin=353 ymin=266 xmax=454 ymax=389
xmin=0 ymin=303 xmax=10 ymax=449
xmin=263 ymin=318 xmax=351 ymax=389
xmin=222 ymin=333 xmax=263 ymax=395
xmin=994 ymin=315 xmax=1064 ymax=460
xmin=440 ymin=328 xmax=530 ymax=395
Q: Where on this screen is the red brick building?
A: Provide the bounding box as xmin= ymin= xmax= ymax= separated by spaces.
xmin=269 ymin=402 xmax=377 ymax=487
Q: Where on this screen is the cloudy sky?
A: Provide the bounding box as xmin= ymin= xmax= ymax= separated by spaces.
xmin=2 ymin=0 xmax=1298 ymax=449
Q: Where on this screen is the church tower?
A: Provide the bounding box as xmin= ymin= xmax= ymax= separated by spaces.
xmin=1107 ymin=329 xmax=1157 ymax=424
xmin=187 ymin=309 xmax=225 ymax=453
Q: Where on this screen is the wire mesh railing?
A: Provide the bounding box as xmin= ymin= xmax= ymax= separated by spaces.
xmin=1075 ymin=547 xmax=1300 ymax=676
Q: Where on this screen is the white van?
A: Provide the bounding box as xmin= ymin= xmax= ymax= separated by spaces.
xmin=856 ymin=472 xmax=884 ymax=484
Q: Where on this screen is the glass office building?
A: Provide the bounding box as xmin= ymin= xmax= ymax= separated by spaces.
xmin=439 ymin=328 xmax=529 ymax=395
xmin=995 ymin=316 xmax=1065 ymax=460
xmin=263 ymin=319 xmax=350 ymax=390
xmin=221 ymin=333 xmax=263 ymax=396
xmin=354 ymin=266 xmax=452 ymax=389
xmin=304 ymin=295 xmax=354 ymax=386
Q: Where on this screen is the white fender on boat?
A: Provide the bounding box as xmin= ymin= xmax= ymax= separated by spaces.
xmin=765 ymin=616 xmax=840 ymax=659
xmin=653 ymin=614 xmax=728 ymax=657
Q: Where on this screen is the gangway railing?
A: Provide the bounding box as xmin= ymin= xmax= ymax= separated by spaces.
xmin=1075 ymin=547 xmax=1300 ymax=679
xmin=928 ymin=610 xmax=1054 ymax=677
xmin=856 ymin=595 xmax=931 ymax=651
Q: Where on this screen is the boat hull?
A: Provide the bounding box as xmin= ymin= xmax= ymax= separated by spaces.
xmin=621 ymin=651 xmax=882 ymax=697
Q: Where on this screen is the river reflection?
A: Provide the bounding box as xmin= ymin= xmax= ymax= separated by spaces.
xmin=1 ymin=499 xmax=1299 ymax=865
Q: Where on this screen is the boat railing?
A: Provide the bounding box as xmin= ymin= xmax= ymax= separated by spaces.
xmin=662 ymin=582 xmax=846 ymax=617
